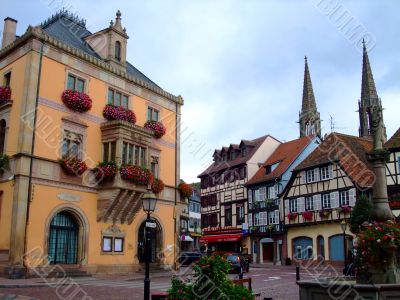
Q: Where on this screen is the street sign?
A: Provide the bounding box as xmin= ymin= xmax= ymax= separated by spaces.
xmin=146 ymin=222 xmax=156 ymax=228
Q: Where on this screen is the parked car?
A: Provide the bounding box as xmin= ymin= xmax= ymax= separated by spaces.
xmin=179 ymin=251 xmax=202 ymax=266
xmin=223 ymin=253 xmax=250 ymax=274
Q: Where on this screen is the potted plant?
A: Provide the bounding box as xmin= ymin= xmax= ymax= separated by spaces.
xmin=93 ymin=161 xmax=117 ymax=181
xmin=120 ymin=165 xmax=153 ymax=185
xmin=0 ymin=86 xmax=11 ymax=103
xmin=151 ymin=178 xmax=165 ymax=194
xmin=287 ymin=212 xmax=298 ymax=221
xmin=302 ymin=211 xmax=314 ymax=221
xmin=338 ymin=205 xmax=352 ymax=214
xmin=319 ymin=208 xmax=332 ymax=219
xmin=61 ymin=90 xmax=92 ymax=112
xmin=59 ymin=156 xmax=88 ymax=176
xmin=103 ymin=104 xmax=136 ymax=124
xmin=144 ymin=120 xmax=166 ymax=138
xmin=178 ymin=182 xmax=193 ymax=199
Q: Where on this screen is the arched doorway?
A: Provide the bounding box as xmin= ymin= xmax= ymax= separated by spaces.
xmin=48 ymin=211 xmax=79 ymax=264
xmin=137 ymin=219 xmax=162 ymax=263
xmin=317 ymin=235 xmax=325 ymax=261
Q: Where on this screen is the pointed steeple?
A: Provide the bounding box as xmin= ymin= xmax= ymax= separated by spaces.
xmin=299 ymin=57 xmax=321 ymax=138
xmin=358 ymin=40 xmax=386 ymax=141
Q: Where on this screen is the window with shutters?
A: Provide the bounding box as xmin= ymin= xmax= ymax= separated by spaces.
xmin=268 ymin=210 xmax=279 ymax=224
xmin=254 ymin=213 xmax=260 ymax=226
xmin=320 ymin=166 xmax=332 ymax=180
xmin=254 ymin=189 xmax=260 ymax=202
xmin=289 ymin=198 xmax=298 ymax=212
xmin=236 ymin=205 xmax=244 ymax=225
xmin=306 ymin=169 xmax=316 ymax=183
xmin=322 ymin=194 xmax=331 ymax=208
xmin=305 ymin=196 xmax=314 ymax=211
xmin=340 ymin=190 xmax=350 ymax=206
xmin=268 ymin=185 xmax=278 ymax=199
xmin=259 ymin=187 xmax=266 ymax=201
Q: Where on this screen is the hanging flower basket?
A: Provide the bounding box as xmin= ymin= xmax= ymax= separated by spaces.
xmin=59 ymin=157 xmax=87 ymax=176
xmin=0 ymin=86 xmax=11 ymax=103
xmin=151 ymin=178 xmax=165 ymax=194
xmin=287 ymin=212 xmax=298 ymax=220
xmin=178 ymin=182 xmax=193 ymax=199
xmin=61 ymin=90 xmax=92 ymax=112
xmin=103 ymin=104 xmax=136 ymax=124
xmin=338 ymin=205 xmax=352 ymax=214
xmin=93 ymin=161 xmax=118 ymax=181
xmin=319 ymin=209 xmax=332 ymax=218
xmin=120 ymin=165 xmax=153 ymax=185
xmin=302 ymin=211 xmax=314 ymax=221
xmin=144 ymin=120 xmax=166 ymax=138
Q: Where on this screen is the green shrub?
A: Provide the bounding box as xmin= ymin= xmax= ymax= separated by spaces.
xmin=349 ymin=194 xmax=372 ymax=233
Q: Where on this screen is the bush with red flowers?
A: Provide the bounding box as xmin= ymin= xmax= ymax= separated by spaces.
xmin=178 ymin=182 xmax=193 ymax=199
xmin=144 ymin=120 xmax=166 ymax=138
xmin=302 ymin=211 xmax=314 ymax=221
xmin=59 ymin=157 xmax=88 ymax=176
xmin=103 ymin=104 xmax=136 ymax=124
xmin=287 ymin=212 xmax=298 ymax=220
xmin=0 ymin=86 xmax=11 ymax=102
xmin=151 ymin=178 xmax=165 ymax=194
xmin=120 ymin=165 xmax=153 ymax=185
xmin=94 ymin=161 xmax=118 ymax=180
xmin=61 ymin=90 xmax=92 ymax=112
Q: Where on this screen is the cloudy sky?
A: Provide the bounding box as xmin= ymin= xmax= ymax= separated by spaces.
xmin=2 ymin=0 xmax=399 ymax=182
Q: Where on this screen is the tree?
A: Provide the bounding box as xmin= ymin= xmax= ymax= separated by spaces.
xmin=349 ymin=194 xmax=372 ymax=233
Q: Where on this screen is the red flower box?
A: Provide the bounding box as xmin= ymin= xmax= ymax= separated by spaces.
xmin=339 ymin=205 xmax=352 ymax=214
xmin=178 ymin=182 xmax=193 ymax=199
xmin=94 ymin=161 xmax=117 ymax=180
xmin=151 ymin=178 xmax=165 ymax=194
xmin=103 ymin=104 xmax=136 ymax=124
xmin=62 ymin=90 xmax=92 ymax=112
xmin=59 ymin=157 xmax=88 ymax=176
xmin=144 ymin=120 xmax=166 ymax=138
xmin=302 ymin=211 xmax=314 ymax=221
xmin=120 ymin=165 xmax=153 ymax=185
xmin=0 ymin=86 xmax=11 ymax=102
xmin=287 ymin=212 xmax=298 ymax=220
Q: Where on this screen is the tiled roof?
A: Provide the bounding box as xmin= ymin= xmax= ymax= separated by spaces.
xmin=198 ymin=135 xmax=274 ymax=177
xmin=39 ymin=11 xmax=160 ymax=89
xmin=245 ymin=136 xmax=312 ymax=186
xmin=294 ymin=133 xmax=374 ymax=188
xmin=385 ymin=128 xmax=400 ymax=150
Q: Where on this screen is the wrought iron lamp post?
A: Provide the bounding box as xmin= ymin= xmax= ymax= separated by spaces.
xmin=142 ymin=188 xmax=158 ymax=300
xmin=340 ymin=220 xmax=347 ymax=272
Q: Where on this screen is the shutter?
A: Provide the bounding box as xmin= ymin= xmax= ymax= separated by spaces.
xmin=302 ymin=171 xmax=307 ymax=184
xmin=248 ymin=213 xmax=252 ymax=226
xmin=298 ymin=197 xmax=305 ymax=212
xmin=255 ymin=189 xmax=260 ymax=202
xmin=314 ymin=168 xmax=320 ymax=181
xmin=331 ymin=191 xmax=339 ymax=208
xmin=260 ymin=187 xmax=266 ymax=200
xmin=314 ymin=194 xmax=322 ymax=210
xmin=349 ymin=188 xmax=356 ymax=206
xmin=284 ymin=199 xmax=289 ymax=215
xmin=248 ymin=189 xmax=252 ymax=203
xmin=274 ymin=210 xmax=279 ymax=224
xmin=328 ymin=165 xmax=333 ymax=179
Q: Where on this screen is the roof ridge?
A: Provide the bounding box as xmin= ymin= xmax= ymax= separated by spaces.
xmin=40 ymin=9 xmax=87 ymax=30
xmin=332 ymin=132 xmax=371 ymax=141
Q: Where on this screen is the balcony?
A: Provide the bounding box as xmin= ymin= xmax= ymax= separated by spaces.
xmin=250 ymin=223 xmax=284 ymax=236
xmin=249 ymin=199 xmax=279 ymax=211
xmin=285 ymin=207 xmax=352 ymax=226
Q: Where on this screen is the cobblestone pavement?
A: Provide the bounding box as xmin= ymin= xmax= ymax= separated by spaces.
xmin=0 ymin=265 xmax=340 ymax=300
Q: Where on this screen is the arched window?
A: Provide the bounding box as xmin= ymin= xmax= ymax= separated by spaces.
xmin=115 ymin=41 xmax=121 ymax=61
xmin=0 ymin=120 xmax=6 ymax=154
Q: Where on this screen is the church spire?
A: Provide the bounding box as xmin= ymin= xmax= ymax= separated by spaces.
xmin=359 ymin=40 xmax=386 ymax=140
xmin=299 ymin=57 xmax=321 ymax=138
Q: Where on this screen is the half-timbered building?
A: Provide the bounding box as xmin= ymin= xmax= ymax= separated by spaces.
xmin=385 ymin=128 xmax=400 ymax=216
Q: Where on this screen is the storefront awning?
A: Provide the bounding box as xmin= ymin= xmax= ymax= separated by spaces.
xmin=180 ymin=235 xmax=194 ymax=242
xmin=199 ymin=233 xmax=242 ymax=243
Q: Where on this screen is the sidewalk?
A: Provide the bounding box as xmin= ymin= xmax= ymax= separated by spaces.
xmin=0 ymin=294 xmax=38 ymax=300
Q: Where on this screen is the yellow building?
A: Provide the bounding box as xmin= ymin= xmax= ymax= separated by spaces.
xmin=0 ymin=11 xmax=184 ymax=278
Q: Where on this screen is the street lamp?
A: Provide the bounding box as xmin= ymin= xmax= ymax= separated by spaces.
xmin=340 ymin=220 xmax=348 ymax=273
xmin=142 ymin=188 xmax=158 ymax=300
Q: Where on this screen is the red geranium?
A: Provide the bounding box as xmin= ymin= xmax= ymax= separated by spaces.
xmin=103 ymin=104 xmax=136 ymax=124
xmin=120 ymin=165 xmax=153 ymax=186
xmin=339 ymin=205 xmax=352 ymax=214
xmin=62 ymin=90 xmax=92 ymax=112
xmin=94 ymin=161 xmax=118 ymax=180
xmin=151 ymin=178 xmax=165 ymax=194
xmin=0 ymin=86 xmax=11 ymax=102
xmin=287 ymin=212 xmax=298 ymax=220
xmin=302 ymin=211 xmax=314 ymax=221
xmin=144 ymin=120 xmax=166 ymax=138
xmin=178 ymin=182 xmax=193 ymax=199
xmin=59 ymin=157 xmax=87 ymax=176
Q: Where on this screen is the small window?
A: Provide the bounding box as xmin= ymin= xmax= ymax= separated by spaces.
xmin=103 ymin=142 xmax=116 ymax=162
xmin=289 ymin=198 xmax=298 ymax=212
xmin=62 ymin=130 xmax=83 ymax=159
xmin=114 ymin=238 xmax=124 ymax=252
xmin=305 ymin=196 xmax=314 ymax=211
xmin=306 ymin=169 xmax=315 ymax=183
xmin=224 ymin=207 xmax=232 ymax=226
xmin=108 ymin=88 xmax=129 ymax=108
xmin=3 ymin=72 xmax=11 ymax=87
xmin=340 ymin=190 xmax=350 ymax=206
xmin=322 ymin=194 xmax=331 ymax=208
xmin=236 ymin=205 xmax=244 ymax=225
xmin=115 ymin=41 xmax=121 ymax=61
xmin=121 ymin=142 xmax=146 ymax=166
xmin=397 ymin=156 xmax=400 ymax=173
xmin=0 ymin=120 xmax=6 ymax=154
xmin=147 ymin=107 xmax=159 ymax=121
xmin=102 ymin=237 xmax=112 ymax=252
xmin=67 ymin=74 xmax=85 ymax=92
xmin=102 ymin=236 xmax=124 ymax=253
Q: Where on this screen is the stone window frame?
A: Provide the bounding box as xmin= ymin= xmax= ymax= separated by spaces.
xmin=150 ymin=148 xmax=161 ymax=178
xmin=2 ymin=69 xmax=12 ymax=87
xmin=60 ymin=117 xmax=88 ymax=160
xmin=107 ymin=86 xmax=130 ymax=109
xmin=64 ymin=68 xmax=90 ymax=93
xmin=101 ymin=225 xmax=126 ymax=255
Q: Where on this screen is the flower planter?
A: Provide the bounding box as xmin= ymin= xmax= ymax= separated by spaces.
xmin=103 ymin=104 xmax=136 ymax=124
xmin=0 ymin=86 xmax=11 ymax=103
xmin=144 ymin=120 xmax=166 ymax=138
xmin=94 ymin=161 xmax=117 ymax=181
xmin=287 ymin=212 xmax=298 ymax=221
xmin=120 ymin=165 xmax=153 ymax=186
xmin=302 ymin=211 xmax=313 ymax=221
xmin=61 ymin=90 xmax=92 ymax=112
xmin=338 ymin=205 xmax=352 ymax=214
xmin=178 ymin=182 xmax=192 ymax=199
xmin=59 ymin=157 xmax=88 ymax=176
xmin=319 ymin=209 xmax=332 ymax=219
xmin=151 ymin=178 xmax=165 ymax=194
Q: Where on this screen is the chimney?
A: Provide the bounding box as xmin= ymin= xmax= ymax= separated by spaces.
xmin=2 ymin=17 xmax=18 ymax=49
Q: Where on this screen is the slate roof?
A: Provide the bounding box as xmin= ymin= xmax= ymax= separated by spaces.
xmin=294 ymin=133 xmax=374 ymax=188
xmin=385 ymin=128 xmax=400 ymax=150
xmin=39 ymin=11 xmax=160 ymax=89
xmin=245 ymin=136 xmax=313 ymax=186
xmin=198 ymin=135 xmax=275 ymax=177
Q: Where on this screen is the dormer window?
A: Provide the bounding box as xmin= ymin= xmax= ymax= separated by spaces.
xmin=115 ymin=41 xmax=121 ymax=61
xmin=241 ymin=147 xmax=247 ymax=157
xmin=265 ymin=165 xmax=272 ymax=175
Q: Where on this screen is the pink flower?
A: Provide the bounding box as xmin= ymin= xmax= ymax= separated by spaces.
xmin=103 ymin=104 xmax=136 ymax=124
xmin=62 ymin=90 xmax=92 ymax=112
xmin=0 ymin=86 xmax=11 ymax=102
xmin=144 ymin=120 xmax=166 ymax=138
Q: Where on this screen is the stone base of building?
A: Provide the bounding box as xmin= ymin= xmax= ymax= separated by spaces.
xmin=4 ymin=265 xmax=26 ymax=279
xmin=298 ymin=279 xmax=400 ymax=300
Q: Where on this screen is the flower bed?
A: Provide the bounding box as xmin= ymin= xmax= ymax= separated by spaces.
xmin=59 ymin=157 xmax=87 ymax=176
xmin=0 ymin=86 xmax=11 ymax=102
xmin=338 ymin=205 xmax=352 ymax=214
xmin=103 ymin=104 xmax=136 ymax=124
xmin=120 ymin=165 xmax=153 ymax=185
xmin=302 ymin=211 xmax=314 ymax=221
xmin=144 ymin=120 xmax=166 ymax=138
xmin=151 ymin=178 xmax=165 ymax=194
xmin=287 ymin=212 xmax=298 ymax=220
xmin=61 ymin=90 xmax=92 ymax=112
xmin=94 ymin=161 xmax=118 ymax=180
xmin=178 ymin=182 xmax=193 ymax=199
xmin=319 ymin=209 xmax=332 ymax=218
